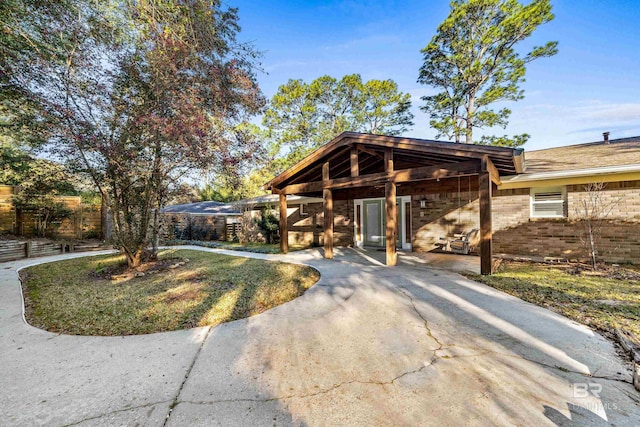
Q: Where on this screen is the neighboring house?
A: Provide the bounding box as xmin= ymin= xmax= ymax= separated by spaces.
xmin=161 ymin=201 xmax=242 ymax=241
xmin=161 ymin=195 xmax=322 ymax=242
xmin=265 ymin=132 xmax=640 ymax=273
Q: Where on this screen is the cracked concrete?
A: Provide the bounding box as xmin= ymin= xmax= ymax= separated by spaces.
xmin=1 ymin=247 xmax=639 ymax=426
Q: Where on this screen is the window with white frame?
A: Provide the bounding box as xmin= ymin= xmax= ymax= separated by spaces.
xmin=530 ymin=187 xmax=567 ymax=218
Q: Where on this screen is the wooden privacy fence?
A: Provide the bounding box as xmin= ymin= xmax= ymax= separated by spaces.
xmin=0 ymin=185 xmax=103 ymax=239
xmin=0 ymin=240 xmax=109 ymax=263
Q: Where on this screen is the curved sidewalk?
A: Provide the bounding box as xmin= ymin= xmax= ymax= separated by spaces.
xmin=0 ymin=247 xmax=638 ymax=426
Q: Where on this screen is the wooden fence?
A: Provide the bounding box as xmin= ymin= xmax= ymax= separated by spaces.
xmin=0 ymin=240 xmax=110 ymax=263
xmin=0 ymin=185 xmax=103 ymax=239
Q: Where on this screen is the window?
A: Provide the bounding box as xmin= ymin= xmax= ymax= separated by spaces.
xmin=299 ymin=203 xmax=308 ymax=216
xmin=530 ymin=187 xmax=567 ymax=218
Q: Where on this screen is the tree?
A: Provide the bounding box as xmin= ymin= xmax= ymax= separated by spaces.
xmin=6 ymin=0 xmax=264 ymax=268
xmin=0 ymin=0 xmax=97 ymax=147
xmin=417 ymin=0 xmax=557 ymax=146
xmin=574 ymin=183 xmax=621 ymax=271
xmin=264 ymin=74 xmax=413 ymax=173
xmin=3 ymin=152 xmax=78 ymax=238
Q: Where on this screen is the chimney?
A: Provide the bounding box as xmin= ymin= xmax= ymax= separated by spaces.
xmin=603 ymin=131 xmax=610 ymax=143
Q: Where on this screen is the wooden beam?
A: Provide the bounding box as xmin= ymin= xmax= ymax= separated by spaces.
xmin=266 ymin=132 xmax=518 ymax=189
xmin=350 ymin=148 xmax=359 ymax=177
xmin=479 ymin=171 xmax=492 ymax=275
xmin=356 ymin=144 xmax=384 ymax=159
xmin=385 ymin=181 xmax=397 ymax=266
xmin=279 ymin=191 xmax=288 ymax=254
xmin=385 ymin=148 xmax=393 ymax=172
xmin=323 ymin=161 xmax=333 ymax=259
xmin=323 ymin=188 xmax=333 ymax=259
xmin=282 ymin=160 xmax=480 ymax=194
xmin=482 ymin=156 xmax=501 ymax=186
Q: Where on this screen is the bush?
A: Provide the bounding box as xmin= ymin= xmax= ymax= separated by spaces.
xmin=257 ymin=209 xmax=279 ymax=244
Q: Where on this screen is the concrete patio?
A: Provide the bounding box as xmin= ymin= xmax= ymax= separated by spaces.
xmin=0 ymin=247 xmax=638 ymax=426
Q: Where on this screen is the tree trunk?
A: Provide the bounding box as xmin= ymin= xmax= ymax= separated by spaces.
xmin=124 ymin=247 xmax=144 ymax=269
xmin=150 ymin=208 xmax=159 ymax=261
xmin=588 ymin=221 xmax=597 ymax=270
xmin=100 ymin=192 xmax=110 ymax=240
xmin=465 ymin=96 xmax=475 ymax=144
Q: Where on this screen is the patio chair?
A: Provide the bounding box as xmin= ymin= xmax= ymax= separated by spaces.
xmin=447 ymin=229 xmax=479 ymax=255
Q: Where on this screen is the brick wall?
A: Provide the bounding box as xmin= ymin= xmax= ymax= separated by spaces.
xmin=409 ymin=180 xmax=640 ymax=264
xmin=287 ymin=200 xmax=354 ymax=247
xmin=492 ymin=181 xmax=640 ymax=263
xmin=412 ymin=191 xmax=480 ymax=252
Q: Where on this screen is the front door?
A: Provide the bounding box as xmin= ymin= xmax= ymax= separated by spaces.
xmin=363 ymin=200 xmax=384 ymax=247
xmin=359 ymin=197 xmax=410 ymax=249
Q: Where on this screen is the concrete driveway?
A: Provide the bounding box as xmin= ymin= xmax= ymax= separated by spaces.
xmin=1 ymin=247 xmax=638 ymax=426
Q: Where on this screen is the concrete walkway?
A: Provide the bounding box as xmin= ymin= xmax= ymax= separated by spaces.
xmin=1 ymin=247 xmax=638 ymax=426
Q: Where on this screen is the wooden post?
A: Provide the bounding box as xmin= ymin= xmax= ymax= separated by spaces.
xmin=479 ymin=171 xmax=493 ymax=274
xmin=385 ymin=181 xmax=397 ymax=266
xmin=279 ymin=191 xmax=288 ymax=254
xmin=384 ymin=148 xmax=396 ymax=266
xmin=350 ymin=148 xmax=359 ymax=177
xmin=25 ymin=241 xmax=31 ymax=258
xmin=323 ymin=161 xmax=333 ymax=259
xmin=384 ymin=148 xmax=393 ymax=173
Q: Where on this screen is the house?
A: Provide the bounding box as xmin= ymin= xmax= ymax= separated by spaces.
xmin=161 ymin=201 xmax=242 ymax=241
xmin=265 ymin=132 xmax=640 ymax=273
xmin=161 ymin=195 xmax=322 ymax=242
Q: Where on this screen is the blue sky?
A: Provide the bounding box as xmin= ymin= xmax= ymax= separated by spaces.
xmin=231 ymin=0 xmax=640 ymax=151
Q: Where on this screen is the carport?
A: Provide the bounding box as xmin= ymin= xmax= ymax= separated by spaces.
xmin=265 ymin=132 xmax=524 ymax=274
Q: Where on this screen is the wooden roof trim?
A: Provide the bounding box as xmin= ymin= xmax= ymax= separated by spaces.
xmin=266 ymin=131 xmax=521 ymax=189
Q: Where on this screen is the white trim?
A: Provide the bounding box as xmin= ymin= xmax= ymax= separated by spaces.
xmin=353 ymin=196 xmax=411 ymax=250
xmin=530 ymin=186 xmax=567 ymax=218
xmin=299 ymin=203 xmax=308 ymax=216
xmin=502 ymin=163 xmax=640 ymax=184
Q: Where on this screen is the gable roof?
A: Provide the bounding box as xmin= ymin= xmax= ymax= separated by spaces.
xmin=499 ymin=135 xmax=640 ymax=189
xmin=161 ymin=195 xmax=323 ymax=215
xmin=524 ymin=136 xmax=640 ymax=173
xmin=266 ymin=132 xmax=524 ymax=191
xmin=161 ymin=201 xmax=241 ymax=215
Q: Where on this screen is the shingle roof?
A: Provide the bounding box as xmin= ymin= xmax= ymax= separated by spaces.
xmin=161 ymin=195 xmax=323 ymax=215
xmin=161 ymin=201 xmax=241 ymax=215
xmin=524 ymin=136 xmax=640 ymax=173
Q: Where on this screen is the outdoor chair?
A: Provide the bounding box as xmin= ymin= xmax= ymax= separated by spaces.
xmin=438 ymin=229 xmax=479 ymax=255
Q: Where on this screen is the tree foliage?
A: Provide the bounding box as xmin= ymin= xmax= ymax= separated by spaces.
xmin=418 ymin=0 xmax=557 ymax=146
xmin=4 ymin=0 xmax=264 ymax=267
xmin=1 ymin=145 xmax=78 ymax=237
xmin=264 ymin=74 xmax=413 ymax=173
xmin=0 ymin=0 xmax=83 ymax=146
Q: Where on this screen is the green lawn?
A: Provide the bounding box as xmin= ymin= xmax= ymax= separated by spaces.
xmin=466 ymin=262 xmax=640 ymax=343
xmin=20 ymin=249 xmax=319 ymax=336
xmin=165 ymin=239 xmax=309 ymax=254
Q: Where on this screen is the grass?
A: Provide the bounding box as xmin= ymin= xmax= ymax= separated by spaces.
xmin=466 ymin=262 xmax=640 ymax=343
xmin=165 ymin=239 xmax=309 ymax=254
xmin=20 ymin=249 xmax=320 ymax=336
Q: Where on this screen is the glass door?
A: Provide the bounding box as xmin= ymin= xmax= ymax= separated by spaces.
xmin=363 ymin=200 xmax=383 ymax=247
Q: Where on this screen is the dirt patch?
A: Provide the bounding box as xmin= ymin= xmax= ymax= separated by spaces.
xmin=90 ymin=257 xmax=190 ymax=281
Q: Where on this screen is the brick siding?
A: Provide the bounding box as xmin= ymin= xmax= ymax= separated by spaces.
xmin=409 ymin=180 xmax=640 ymax=264
xmin=287 ymin=200 xmax=354 ymax=247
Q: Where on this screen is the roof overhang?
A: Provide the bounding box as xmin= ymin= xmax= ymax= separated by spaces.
xmin=499 ymin=163 xmax=640 ymax=189
xmin=265 ymin=132 xmax=524 ymax=193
